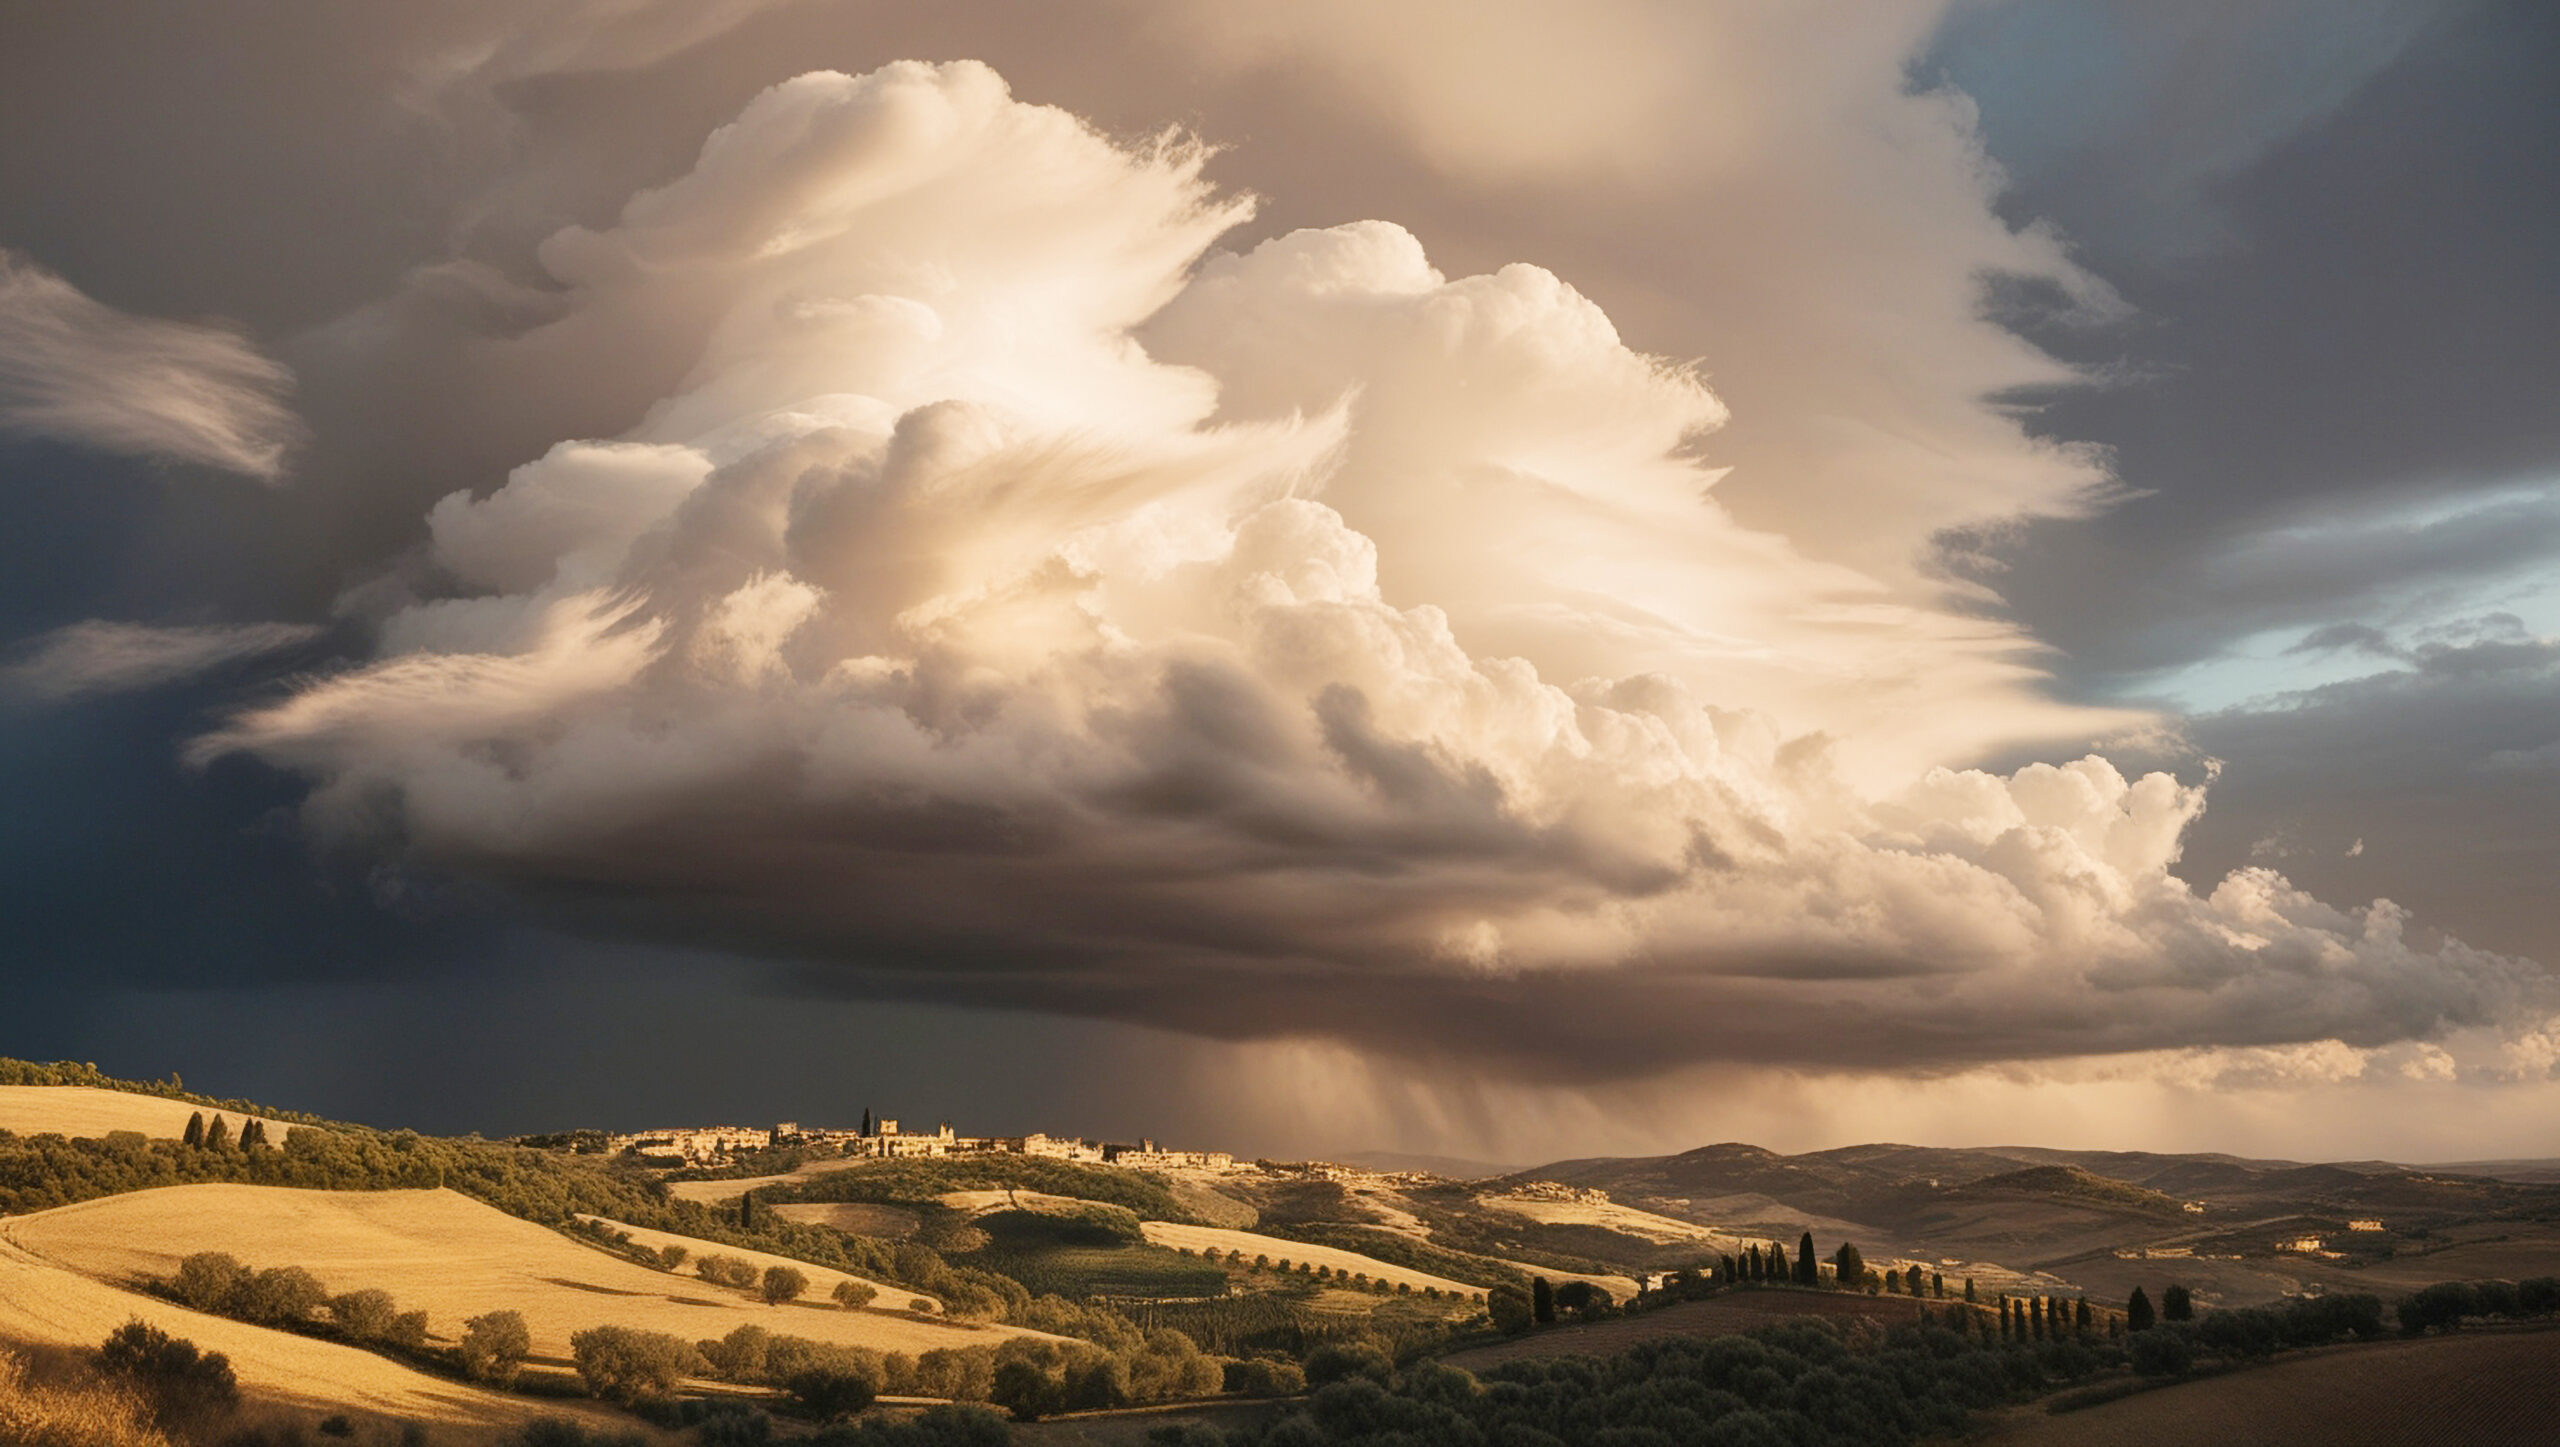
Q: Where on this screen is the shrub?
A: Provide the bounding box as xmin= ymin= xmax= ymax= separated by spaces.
xmin=833 ymin=1279 xmax=879 ymax=1311
xmin=1225 ymin=1358 xmax=1306 ymax=1396
xmin=386 ymin=1311 xmax=431 ymax=1350
xmin=569 ymin=1326 xmax=706 ymax=1406
xmin=762 ymin=1265 xmax=810 ymax=1305
xmin=235 ymin=1266 xmax=326 ymax=1326
xmin=458 ymin=1311 xmax=532 ymax=1385
xmin=988 ymin=1359 xmax=1061 ymax=1422
xmin=2127 ymin=1325 xmax=2193 ymax=1377
xmin=700 ymin=1324 xmax=773 ymax=1382
xmin=1554 ymin=1281 xmax=1614 ymax=1317
xmin=2399 ymin=1281 xmax=2480 ymax=1335
xmin=658 ymin=1245 xmax=689 ymax=1271
xmin=1301 ymin=1343 xmax=1392 ymax=1388
xmin=328 ymin=1289 xmax=398 ymax=1342
xmin=786 ymin=1367 xmax=877 ymax=1419
xmin=168 ymin=1253 xmax=252 ymax=1313
xmin=97 ymin=1321 xmax=238 ymax=1428
xmin=1486 ymin=1284 xmax=1533 ymax=1335
xmin=319 ymin=1413 xmax=355 ymax=1437
xmin=698 ymin=1255 xmax=761 ymax=1290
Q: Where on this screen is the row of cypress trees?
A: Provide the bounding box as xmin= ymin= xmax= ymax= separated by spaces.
xmin=179 ymin=1111 xmax=272 ymax=1150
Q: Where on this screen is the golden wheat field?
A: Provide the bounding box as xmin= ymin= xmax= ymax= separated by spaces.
xmin=0 ymin=1231 xmax=653 ymax=1444
xmin=5 ymin=1185 xmax=1036 ymax=1366
xmin=0 ymin=1086 xmax=296 ymax=1146
xmin=1135 ymin=1222 xmax=1486 ymax=1297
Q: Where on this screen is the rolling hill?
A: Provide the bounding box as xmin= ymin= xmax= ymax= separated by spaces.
xmin=0 ymin=1085 xmax=298 ymax=1147
xmin=0 ymin=1224 xmax=649 ymax=1445
xmin=5 ymin=1184 xmax=1032 ymax=1363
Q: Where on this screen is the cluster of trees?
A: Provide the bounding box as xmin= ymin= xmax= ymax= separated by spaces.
xmin=502 ymin=1403 xmax=1015 ymax=1447
xmin=2395 ymin=1276 xmax=2560 ymax=1334
xmin=558 ymin=1302 xmax=1224 ymax=1422
xmin=1177 ymin=1244 xmax=1447 ymax=1299
xmin=1700 ymin=1233 xmax=1959 ymax=1302
xmin=1990 ymin=1292 xmax=2100 ymax=1342
xmin=1171 ymin=1316 xmax=2116 ymax=1447
xmin=162 ymin=1252 xmax=431 ymax=1353
xmin=0 ymin=1057 xmax=333 ymax=1130
xmin=177 ymin=1113 xmax=274 ymax=1151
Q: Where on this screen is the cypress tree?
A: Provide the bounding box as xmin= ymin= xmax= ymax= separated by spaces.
xmin=2127 ymin=1286 xmax=2156 ymax=1332
xmin=183 ymin=1112 xmax=206 ymax=1148
xmin=1932 ymin=1271 xmax=1945 ymax=1298
xmin=1999 ymin=1298 xmax=2012 ymax=1340
xmin=2030 ymin=1296 xmax=2044 ymax=1338
xmin=2163 ymin=1283 xmax=2193 ymax=1322
xmin=860 ymin=1108 xmax=873 ymax=1137
xmin=204 ymin=1114 xmax=231 ymax=1150
xmin=1532 ymin=1276 xmax=1556 ymax=1325
xmin=1796 ymin=1231 xmax=1816 ymax=1286
xmin=1720 ymin=1254 xmax=1737 ymax=1283
xmin=239 ymin=1118 xmax=268 ymax=1150
xmin=2076 ymin=1296 xmax=2093 ymax=1333
xmin=1831 ymin=1242 xmax=1865 ymax=1291
xmin=1964 ymin=1277 xmax=1977 ymax=1303
xmin=1884 ymin=1270 xmax=1900 ymax=1294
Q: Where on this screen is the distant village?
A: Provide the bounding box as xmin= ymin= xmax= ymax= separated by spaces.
xmin=602 ymin=1114 xmax=1237 ymax=1173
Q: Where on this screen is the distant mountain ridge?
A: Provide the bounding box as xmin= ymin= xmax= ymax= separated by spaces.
xmin=1497 ymin=1139 xmax=2560 ymax=1269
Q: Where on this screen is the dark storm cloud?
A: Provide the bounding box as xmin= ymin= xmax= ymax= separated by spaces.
xmin=1946 ymin=0 xmax=2560 ymax=682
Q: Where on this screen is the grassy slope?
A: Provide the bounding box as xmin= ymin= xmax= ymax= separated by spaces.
xmin=0 ymin=1086 xmax=300 ymax=1147
xmin=7 ymin=1183 xmax=1031 ymax=1361
xmin=0 ymin=1228 xmax=654 ymax=1445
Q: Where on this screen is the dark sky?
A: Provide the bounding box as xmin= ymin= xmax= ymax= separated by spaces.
xmin=2 ymin=0 xmax=2554 ymax=1164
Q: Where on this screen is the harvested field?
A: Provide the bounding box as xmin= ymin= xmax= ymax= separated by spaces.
xmin=770 ymin=1202 xmax=921 ymax=1239
xmin=939 ymin=1188 xmax=1096 ymax=1216
xmin=0 ymin=1086 xmax=295 ymax=1145
xmin=1988 ymin=1328 xmax=2560 ymax=1447
xmin=1137 ymin=1223 xmax=1485 ymax=1297
xmin=0 ymin=1234 xmax=652 ymax=1444
xmin=1476 ymin=1193 xmax=1730 ymax=1248
xmin=661 ymin=1157 xmax=858 ymax=1205
xmin=1437 ymin=1289 xmax=1933 ymax=1370
xmin=4 ymin=1185 xmax=1029 ymax=1367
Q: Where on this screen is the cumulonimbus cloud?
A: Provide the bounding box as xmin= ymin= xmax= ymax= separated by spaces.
xmin=0 ymin=250 xmax=303 ymax=481
xmin=197 ymin=60 xmax=2548 ymax=1078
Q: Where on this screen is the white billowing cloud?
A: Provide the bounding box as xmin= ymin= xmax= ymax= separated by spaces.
xmin=1131 ymin=0 xmax=2126 ymax=580
xmin=0 ymin=250 xmax=302 ymax=480
xmin=4 ymin=620 xmax=322 ymax=704
xmin=200 ymin=60 xmax=2548 ymax=1076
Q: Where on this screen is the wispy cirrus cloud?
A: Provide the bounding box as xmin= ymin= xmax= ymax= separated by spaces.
xmin=3 ymin=619 xmax=323 ymax=705
xmin=0 ymin=249 xmax=303 ymax=481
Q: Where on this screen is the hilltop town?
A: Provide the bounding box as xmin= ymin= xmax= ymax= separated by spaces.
xmin=591 ymin=1113 xmax=1237 ymax=1172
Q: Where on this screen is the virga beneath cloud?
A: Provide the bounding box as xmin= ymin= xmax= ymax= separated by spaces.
xmin=199 ymin=61 xmax=2549 ymax=1079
